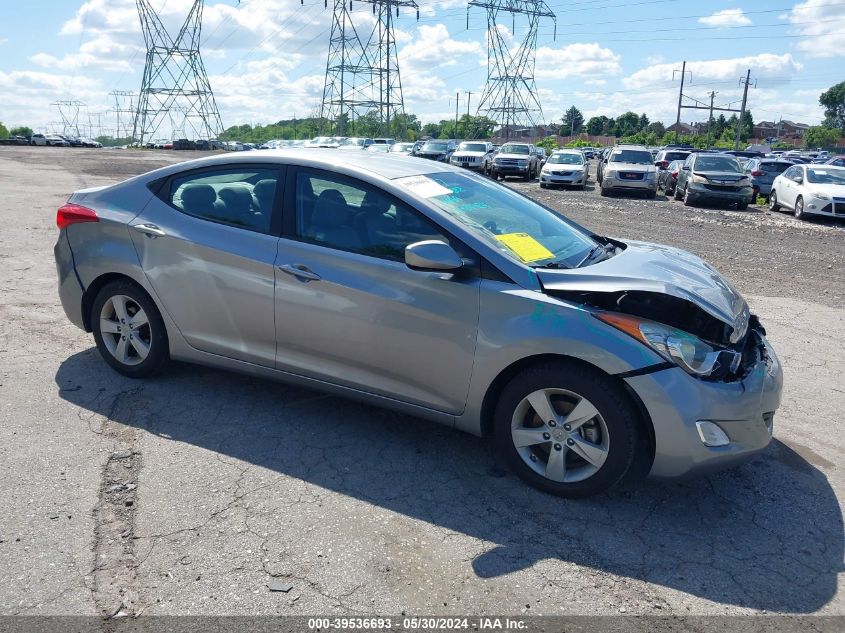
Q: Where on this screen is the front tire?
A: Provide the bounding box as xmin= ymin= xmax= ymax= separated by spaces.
xmin=91 ymin=280 xmax=169 ymax=378
xmin=769 ymin=190 xmax=780 ymax=211
xmin=794 ymin=195 xmax=805 ymax=220
xmin=683 ymin=185 xmax=694 ymax=206
xmin=494 ymin=361 xmax=640 ymax=498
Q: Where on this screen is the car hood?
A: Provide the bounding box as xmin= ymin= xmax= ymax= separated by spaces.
xmin=496 ymin=153 xmax=532 ymax=159
xmin=693 ymin=171 xmax=747 ymax=182
xmin=807 ymin=183 xmax=845 ymax=195
xmin=607 ymin=162 xmax=655 ymax=173
xmin=537 ymin=240 xmax=750 ymax=342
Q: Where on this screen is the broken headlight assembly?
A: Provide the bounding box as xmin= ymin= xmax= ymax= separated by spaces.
xmin=595 ymin=312 xmax=741 ymax=379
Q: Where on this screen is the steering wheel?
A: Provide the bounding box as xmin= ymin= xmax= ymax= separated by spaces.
xmin=483 ymin=220 xmax=499 ymax=234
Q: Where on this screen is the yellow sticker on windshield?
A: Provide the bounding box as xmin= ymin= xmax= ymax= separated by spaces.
xmin=494 ymin=233 xmax=554 ymax=263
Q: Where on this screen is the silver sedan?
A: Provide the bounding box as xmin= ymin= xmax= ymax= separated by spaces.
xmin=54 ymin=150 xmax=782 ymax=497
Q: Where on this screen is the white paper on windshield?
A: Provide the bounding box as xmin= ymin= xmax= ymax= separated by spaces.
xmin=394 ymin=175 xmax=453 ymax=198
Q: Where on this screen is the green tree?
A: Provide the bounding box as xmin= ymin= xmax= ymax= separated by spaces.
xmin=820 ymin=81 xmax=845 ymax=133
xmin=614 ymin=111 xmax=640 ymax=137
xmin=585 ymin=115 xmax=610 ymax=136
xmin=0 ymin=122 xmax=8 ymax=138
xmin=560 ymin=106 xmax=584 ymax=136
xmin=637 ymin=113 xmax=649 ymax=130
xmin=646 ymin=121 xmax=665 ymax=137
xmin=804 ymin=126 xmax=841 ymax=149
xmin=421 ymin=122 xmax=441 ymax=138
xmin=740 ymin=110 xmax=754 ymax=141
xmin=535 ymin=137 xmax=559 ymax=153
xmin=10 ymin=126 xmax=33 ymax=137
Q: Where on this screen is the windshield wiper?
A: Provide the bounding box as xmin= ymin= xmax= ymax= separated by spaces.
xmin=575 ymin=243 xmax=614 ymax=268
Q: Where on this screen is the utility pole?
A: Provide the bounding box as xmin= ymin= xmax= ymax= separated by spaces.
xmin=455 ymin=91 xmax=460 ymax=139
xmin=734 ymin=68 xmax=753 ymax=150
xmin=465 ymin=90 xmax=472 ymax=139
xmin=707 ymin=91 xmax=715 ymax=148
xmin=674 ymin=61 xmax=688 ymax=128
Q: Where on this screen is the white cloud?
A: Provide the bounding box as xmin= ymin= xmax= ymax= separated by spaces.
xmin=788 ymin=0 xmax=845 ymax=57
xmin=535 ymin=42 xmax=621 ymax=80
xmin=623 ymin=53 xmax=803 ymax=90
xmin=698 ymin=9 xmax=752 ymax=27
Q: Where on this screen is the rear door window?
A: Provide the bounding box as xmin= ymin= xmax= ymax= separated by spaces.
xmin=168 ymin=167 xmax=281 ymax=234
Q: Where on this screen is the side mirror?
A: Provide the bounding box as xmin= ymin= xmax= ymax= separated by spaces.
xmin=794 ymin=175 xmax=803 ymax=184
xmin=405 ymin=240 xmax=463 ymax=272
xmin=682 ymin=165 xmax=690 ymax=171
xmin=654 ymin=161 xmax=661 ymax=167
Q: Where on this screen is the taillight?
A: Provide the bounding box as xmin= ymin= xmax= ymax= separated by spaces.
xmin=671 ymin=170 xmax=679 ymax=177
xmin=751 ymin=170 xmax=765 ymax=177
xmin=57 ymin=203 xmax=98 ymax=229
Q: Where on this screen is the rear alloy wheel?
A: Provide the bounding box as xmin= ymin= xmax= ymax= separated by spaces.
xmin=494 ymin=362 xmax=639 ymax=497
xmin=769 ymin=190 xmax=780 ymax=211
xmin=91 ymin=280 xmax=168 ymax=378
xmin=794 ymin=195 xmax=805 ymax=220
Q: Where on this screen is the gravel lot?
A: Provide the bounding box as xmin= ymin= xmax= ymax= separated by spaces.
xmin=1 ymin=147 xmax=843 ymax=621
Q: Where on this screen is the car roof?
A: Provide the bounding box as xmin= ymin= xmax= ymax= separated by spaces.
xmin=145 ymin=148 xmax=457 ymax=181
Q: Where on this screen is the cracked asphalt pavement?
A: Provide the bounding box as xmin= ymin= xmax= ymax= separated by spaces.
xmin=1 ymin=147 xmax=843 ymax=618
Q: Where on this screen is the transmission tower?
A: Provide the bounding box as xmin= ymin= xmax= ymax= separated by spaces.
xmin=52 ymin=101 xmax=86 ymax=137
xmin=111 ymin=90 xmax=137 ymax=140
xmin=319 ymin=0 xmax=419 ymax=136
xmin=133 ymin=0 xmax=223 ymax=144
xmin=468 ymin=0 xmax=555 ymax=139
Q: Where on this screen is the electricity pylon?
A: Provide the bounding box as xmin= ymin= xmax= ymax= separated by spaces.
xmin=52 ymin=101 xmax=86 ymax=137
xmin=133 ymin=0 xmax=223 ymax=144
xmin=111 ymin=91 xmax=137 ymax=140
xmin=319 ymin=0 xmax=419 ymax=136
xmin=468 ymin=0 xmax=555 ymax=139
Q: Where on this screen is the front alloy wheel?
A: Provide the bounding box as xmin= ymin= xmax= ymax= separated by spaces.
xmin=494 ymin=362 xmax=639 ymax=497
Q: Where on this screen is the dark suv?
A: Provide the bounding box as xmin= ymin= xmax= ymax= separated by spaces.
xmin=674 ymin=153 xmax=754 ymax=209
xmin=416 ymin=140 xmax=457 ymax=162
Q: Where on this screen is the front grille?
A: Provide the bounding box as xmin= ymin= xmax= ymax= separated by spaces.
xmin=704 ymin=183 xmax=740 ymax=192
xmin=552 ymin=171 xmax=573 ymax=176
xmin=453 ymin=156 xmax=475 ymax=164
xmin=618 ymin=171 xmax=644 ymax=181
xmin=497 ymin=158 xmax=521 ymax=165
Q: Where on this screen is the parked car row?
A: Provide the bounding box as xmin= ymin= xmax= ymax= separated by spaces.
xmin=27 ymin=133 xmax=102 ymax=147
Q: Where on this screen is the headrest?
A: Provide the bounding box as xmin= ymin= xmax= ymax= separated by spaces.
xmin=218 ymin=186 xmax=253 ymax=213
xmin=312 ymin=189 xmax=350 ymax=227
xmin=361 ymin=190 xmax=391 ymax=214
xmin=180 ymin=184 xmax=216 ymax=210
xmin=254 ymin=179 xmax=276 ymax=202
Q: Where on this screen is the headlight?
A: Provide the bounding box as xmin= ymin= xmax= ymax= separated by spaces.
xmin=605 ymin=170 xmax=616 ymax=179
xmin=812 ymin=191 xmax=831 ymax=200
xmin=691 ymin=174 xmax=708 ymax=184
xmin=646 ymin=171 xmax=657 ymax=180
xmin=595 ymin=312 xmax=741 ymax=378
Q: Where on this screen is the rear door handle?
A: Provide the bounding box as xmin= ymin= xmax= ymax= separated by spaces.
xmin=278 ymin=263 xmax=321 ymax=281
xmin=133 ymin=223 xmax=166 ymax=238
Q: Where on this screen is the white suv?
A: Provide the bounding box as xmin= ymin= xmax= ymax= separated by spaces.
xmin=600 ymin=145 xmax=659 ymax=198
xmin=449 ymin=141 xmax=495 ymax=174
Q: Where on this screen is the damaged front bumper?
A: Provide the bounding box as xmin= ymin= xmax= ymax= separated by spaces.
xmin=625 ymin=328 xmax=783 ymax=478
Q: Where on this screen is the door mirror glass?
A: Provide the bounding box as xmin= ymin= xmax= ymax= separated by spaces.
xmin=405 ymin=240 xmax=463 ymax=272
xmin=794 ymin=175 xmax=803 ymax=184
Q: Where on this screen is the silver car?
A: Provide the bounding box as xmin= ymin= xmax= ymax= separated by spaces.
xmin=54 ymin=150 xmax=782 ymax=497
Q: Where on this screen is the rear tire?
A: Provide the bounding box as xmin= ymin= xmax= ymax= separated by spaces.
xmin=91 ymin=280 xmax=169 ymax=378
xmin=493 ymin=361 xmax=640 ymax=498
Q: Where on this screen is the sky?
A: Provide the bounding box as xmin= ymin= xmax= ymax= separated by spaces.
xmin=0 ymin=0 xmax=842 ymax=136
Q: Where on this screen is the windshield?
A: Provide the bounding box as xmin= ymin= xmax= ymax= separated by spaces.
xmin=694 ymin=156 xmax=742 ymax=173
xmin=366 ymin=144 xmax=390 ymax=152
xmin=548 ymin=153 xmax=584 ymax=165
xmin=422 ymin=142 xmax=448 ymax=152
xmin=609 ymin=149 xmax=652 ymax=164
xmin=807 ymin=168 xmax=845 ymax=185
xmin=500 ymin=144 xmax=530 ymax=154
xmin=459 ymin=143 xmax=487 ymax=152
xmin=401 ymin=172 xmax=597 ymax=268
xmin=342 ymin=138 xmax=365 ymax=146
xmin=390 ymin=143 xmax=413 ymax=152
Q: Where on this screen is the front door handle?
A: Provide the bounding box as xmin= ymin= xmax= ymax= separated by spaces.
xmin=133 ymin=223 xmax=166 ymax=238
xmin=278 ymin=263 xmax=321 ymax=281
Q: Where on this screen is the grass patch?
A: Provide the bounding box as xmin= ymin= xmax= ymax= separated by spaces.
xmin=755 ymin=195 xmax=768 ymax=206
